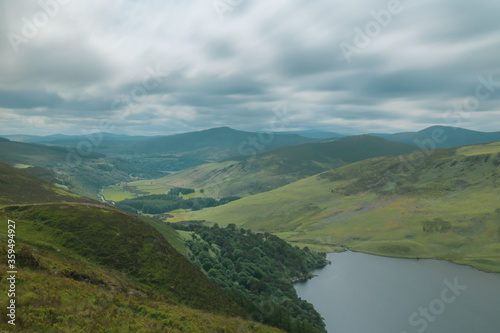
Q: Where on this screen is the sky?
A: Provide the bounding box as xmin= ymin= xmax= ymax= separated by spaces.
xmin=0 ymin=0 xmax=499 ymax=136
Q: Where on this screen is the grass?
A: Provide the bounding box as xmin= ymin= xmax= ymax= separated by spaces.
xmin=0 ymin=163 xmax=284 ymax=331
xmin=170 ymin=143 xmax=500 ymax=273
xmin=0 ymin=163 xmax=89 ymax=206
xmin=14 ymin=163 xmax=32 ymax=169
xmin=0 ymin=261 xmax=282 ymax=332
xmin=0 ymin=205 xmax=284 ymax=332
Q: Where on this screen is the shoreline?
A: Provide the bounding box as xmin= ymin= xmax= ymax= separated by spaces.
xmin=324 ymin=247 xmax=500 ymax=275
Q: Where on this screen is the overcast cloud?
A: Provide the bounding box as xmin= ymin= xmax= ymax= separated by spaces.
xmin=0 ymin=0 xmax=499 ymax=135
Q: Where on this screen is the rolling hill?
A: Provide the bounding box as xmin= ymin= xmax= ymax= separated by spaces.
xmin=103 ymin=135 xmax=417 ymax=200
xmin=0 ymin=163 xmax=282 ymax=332
xmin=172 ymin=141 xmax=500 ymax=273
xmin=0 ymin=139 xmax=161 ymax=199
xmin=372 ymin=125 xmax=500 ymax=148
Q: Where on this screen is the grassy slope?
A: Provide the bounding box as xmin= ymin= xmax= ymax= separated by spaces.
xmin=102 ymin=135 xmax=416 ymax=201
xmin=0 ymin=162 xmax=86 ymax=206
xmin=175 ymin=142 xmax=500 ymax=273
xmin=0 ymin=163 xmax=282 ymax=332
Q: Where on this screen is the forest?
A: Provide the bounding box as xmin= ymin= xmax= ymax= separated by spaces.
xmin=173 ymin=223 xmax=329 ymax=333
xmin=116 ymin=187 xmax=240 ymax=214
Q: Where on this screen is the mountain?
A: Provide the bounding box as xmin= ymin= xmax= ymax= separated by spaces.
xmin=278 ymin=130 xmax=346 ymax=139
xmin=0 ymin=163 xmax=282 ymax=332
xmin=175 ymin=141 xmax=500 ymax=273
xmin=127 ymin=127 xmax=317 ymax=154
xmin=372 ymin=126 xmax=500 ymax=148
xmin=107 ymin=135 xmax=416 ymax=200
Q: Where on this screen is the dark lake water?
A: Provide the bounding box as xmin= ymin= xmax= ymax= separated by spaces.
xmin=294 ymin=252 xmax=500 ymax=333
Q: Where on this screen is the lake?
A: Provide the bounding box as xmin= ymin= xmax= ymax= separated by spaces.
xmin=294 ymin=251 xmax=500 ymax=333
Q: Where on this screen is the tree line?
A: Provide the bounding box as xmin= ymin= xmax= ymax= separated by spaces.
xmin=116 ymin=188 xmax=240 ymax=214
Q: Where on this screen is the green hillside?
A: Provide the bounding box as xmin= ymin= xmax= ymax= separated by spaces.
xmin=0 ymin=163 xmax=283 ymax=332
xmin=174 ymin=141 xmax=500 ymax=273
xmin=0 ymin=162 xmax=86 ymax=206
xmin=103 ymin=135 xmax=416 ymax=200
xmin=0 ymin=139 xmax=160 ymax=199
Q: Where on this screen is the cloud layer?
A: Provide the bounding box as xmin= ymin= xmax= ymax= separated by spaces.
xmin=1 ymin=0 xmax=499 ymax=135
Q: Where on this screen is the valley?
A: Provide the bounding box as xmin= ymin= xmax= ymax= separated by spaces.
xmin=2 ymin=126 xmax=500 ymax=332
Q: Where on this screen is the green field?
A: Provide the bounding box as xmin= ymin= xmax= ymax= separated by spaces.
xmin=169 ymin=142 xmax=500 ymax=273
xmin=100 ymin=163 xmax=228 ymax=201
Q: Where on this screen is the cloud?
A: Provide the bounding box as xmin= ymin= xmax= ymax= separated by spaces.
xmin=0 ymin=0 xmax=499 ymax=135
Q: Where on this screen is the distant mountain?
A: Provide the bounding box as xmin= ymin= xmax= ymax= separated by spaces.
xmin=2 ymin=133 xmax=156 ymax=144
xmin=3 ymin=127 xmax=318 ymax=172
xmin=126 ymin=126 xmax=317 ymax=154
xmin=371 ymin=126 xmax=500 ymax=148
xmin=146 ymin=135 xmax=416 ymax=198
xmin=278 ymin=130 xmax=346 ymax=139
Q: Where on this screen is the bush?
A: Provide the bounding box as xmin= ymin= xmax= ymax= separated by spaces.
xmin=422 ymin=218 xmax=452 ymax=233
